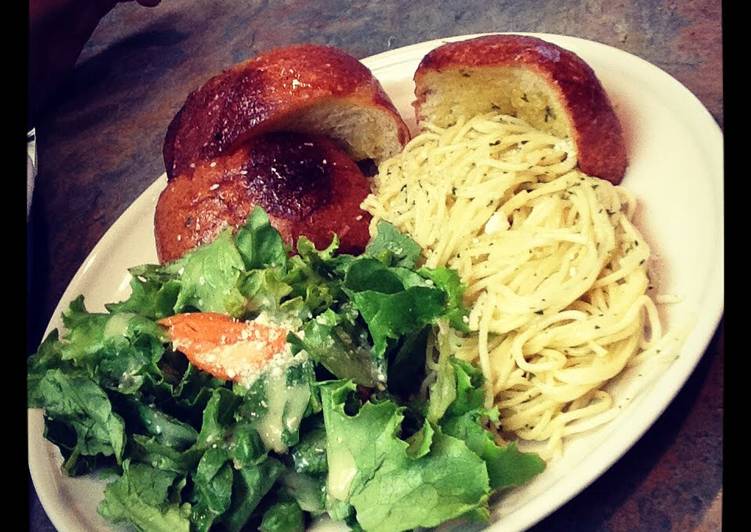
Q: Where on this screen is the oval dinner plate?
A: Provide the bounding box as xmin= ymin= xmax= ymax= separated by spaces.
xmin=29 ymin=33 xmax=723 ymax=532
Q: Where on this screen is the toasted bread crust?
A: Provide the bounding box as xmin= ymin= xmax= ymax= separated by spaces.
xmin=164 ymin=44 xmax=409 ymax=180
xmin=157 ymin=44 xmax=409 ymax=263
xmin=414 ymin=35 xmax=627 ymax=183
xmin=155 ymin=133 xmax=372 ymax=263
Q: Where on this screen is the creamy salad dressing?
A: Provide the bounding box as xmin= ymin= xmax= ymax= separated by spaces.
xmin=253 ymin=351 xmax=312 ymax=453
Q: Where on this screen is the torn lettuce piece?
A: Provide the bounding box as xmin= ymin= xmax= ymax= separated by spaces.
xmin=296 ymin=234 xmax=343 ymax=273
xmin=237 ymin=233 xmax=341 ymax=322
xmin=281 ymin=471 xmax=326 ymax=514
xmin=432 ymin=358 xmax=546 ymax=490
xmin=28 ymin=330 xmax=69 ymax=407
xmin=220 ymin=458 xmax=286 ymax=532
xmin=190 ymin=447 xmax=234 ymax=532
xmin=320 ymin=381 xmax=491 ymax=532
xmin=58 ymin=296 xmax=111 ymax=363
xmin=36 ymin=369 xmax=126 ymax=475
xmin=259 ymin=500 xmax=305 ymax=532
xmin=38 ymin=298 xmax=168 ymax=396
xmin=445 ymin=358 xmax=486 ymax=417
xmin=417 ymin=266 xmax=470 ymax=333
xmin=290 ymin=419 xmax=328 ymax=476
xmin=234 ymin=207 xmax=288 ymax=271
xmin=98 ymin=460 xmax=191 ymax=532
xmin=105 ymin=210 xmax=293 ymax=323
xmin=120 ymin=399 xmax=198 ymax=451
xmin=165 ymin=229 xmax=247 ymax=317
xmin=129 ymin=435 xmax=203 ymax=475
xmin=188 ymin=448 xmax=286 ymax=532
xmin=342 ymin=259 xmax=449 ymax=360
xmin=290 ymin=307 xmax=382 ymax=388
xmin=441 ymin=410 xmax=545 ymax=491
xmin=195 ymin=388 xmax=242 ymax=449
xmin=239 ymin=269 xmax=294 ymax=315
xmin=172 ymin=386 xmax=287 ymax=532
xmin=105 ymin=264 xmax=181 ymax=320
xmin=425 ymin=325 xmax=458 ymax=424
xmin=386 ymin=327 xmax=430 ymax=398
xmin=349 ymin=430 xmax=490 ymax=532
xmin=405 ymin=418 xmax=434 ymax=459
xmin=237 ymin=357 xmax=314 ymax=454
xmin=364 ymin=220 xmax=422 ymax=269
xmin=325 ymin=494 xmax=355 ymax=523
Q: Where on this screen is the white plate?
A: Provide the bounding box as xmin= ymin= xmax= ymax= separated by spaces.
xmin=29 ymin=33 xmax=724 ymax=532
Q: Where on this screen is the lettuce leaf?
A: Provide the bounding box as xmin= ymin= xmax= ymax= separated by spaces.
xmin=29 ymin=297 xmax=170 ymax=398
xmin=385 ymin=327 xmax=429 ymax=398
xmin=259 ymin=500 xmax=305 ymax=532
xmin=166 ymin=230 xmax=247 ymax=317
xmin=221 ymin=458 xmax=286 ymax=532
xmin=129 ymin=435 xmax=203 ymax=475
xmin=290 ymin=419 xmax=328 ymax=476
xmin=445 ymin=358 xmax=486 ymax=417
xmin=239 ymin=269 xmax=295 ymax=315
xmin=28 ymin=330 xmax=68 ymax=407
xmin=320 ymin=381 xmax=491 ymax=532
xmin=342 ymin=259 xmax=450 ymax=360
xmin=434 ymin=358 xmax=546 ymax=490
xmin=441 ymin=411 xmax=545 ymax=490
xmin=320 ymin=354 xmax=546 ymax=531
xmin=58 ymin=296 xmax=111 ymax=363
xmin=190 ymin=447 xmax=235 ymax=532
xmin=234 ymin=207 xmax=288 ymax=271
xmin=105 ymin=264 xmax=181 ymax=319
xmin=98 ymin=460 xmax=191 ymax=532
xmin=364 ymin=221 xmax=422 ymax=269
xmin=291 ymin=307 xmax=381 ymax=387
xmin=281 ymin=471 xmax=326 ymax=514
xmin=118 ymin=398 xmax=198 ymax=451
xmin=417 ymin=267 xmax=470 ymax=332
xmin=187 ymin=388 xmax=289 ymax=532
xmin=37 ymin=369 xmax=126 ymax=474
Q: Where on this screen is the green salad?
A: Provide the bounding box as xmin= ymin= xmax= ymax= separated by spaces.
xmin=28 ymin=208 xmax=544 ymax=532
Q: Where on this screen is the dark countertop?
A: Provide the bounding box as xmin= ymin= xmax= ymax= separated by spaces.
xmin=27 ymin=1 xmax=723 ymax=530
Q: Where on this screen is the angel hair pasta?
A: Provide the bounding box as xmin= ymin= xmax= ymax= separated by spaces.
xmin=362 ymin=112 xmax=677 ymax=459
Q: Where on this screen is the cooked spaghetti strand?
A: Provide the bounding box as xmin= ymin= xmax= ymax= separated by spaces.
xmin=363 ymin=113 xmax=677 ymax=459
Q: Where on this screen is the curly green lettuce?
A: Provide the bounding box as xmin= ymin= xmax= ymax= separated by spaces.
xmin=28 ymin=208 xmax=543 ymax=532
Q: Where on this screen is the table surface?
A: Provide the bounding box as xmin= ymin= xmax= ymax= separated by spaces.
xmin=27 ymin=1 xmax=723 ymax=530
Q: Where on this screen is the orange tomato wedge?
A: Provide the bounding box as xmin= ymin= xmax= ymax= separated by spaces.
xmin=158 ymin=312 xmax=289 ymax=384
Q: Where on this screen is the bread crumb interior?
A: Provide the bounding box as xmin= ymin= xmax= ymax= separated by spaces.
xmin=418 ymin=68 xmax=570 ymax=137
xmin=279 ymin=101 xmax=403 ymax=163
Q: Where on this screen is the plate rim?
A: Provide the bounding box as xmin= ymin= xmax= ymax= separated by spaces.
xmin=29 ymin=32 xmax=724 ymax=532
